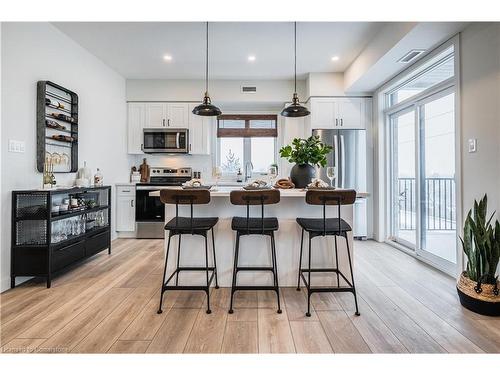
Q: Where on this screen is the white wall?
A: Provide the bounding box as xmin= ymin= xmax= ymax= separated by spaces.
xmin=460 ymin=23 xmax=500 ymax=219
xmin=126 ymin=79 xmax=306 ymax=105
xmin=306 ymin=72 xmax=345 ymax=97
xmin=1 ymin=23 xmax=130 ymax=291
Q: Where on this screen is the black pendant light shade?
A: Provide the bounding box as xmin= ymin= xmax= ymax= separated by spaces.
xmin=281 ymin=22 xmax=310 ymax=118
xmin=281 ymin=93 xmax=310 ymax=117
xmin=193 ymin=22 xmax=221 ymax=117
xmin=192 ymin=92 xmax=222 ymax=116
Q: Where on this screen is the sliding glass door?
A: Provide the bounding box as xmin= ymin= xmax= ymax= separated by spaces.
xmin=389 ymin=88 xmax=457 ymax=273
xmin=419 ymin=90 xmax=457 ymax=267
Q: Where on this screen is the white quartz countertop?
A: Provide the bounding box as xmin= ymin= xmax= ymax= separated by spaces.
xmin=149 ymin=186 xmax=369 ymax=198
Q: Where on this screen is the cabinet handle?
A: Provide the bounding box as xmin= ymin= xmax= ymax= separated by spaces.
xmin=122 ymin=190 xmax=131 ymax=193
xmin=167 ymin=119 xmax=170 ymax=127
xmin=131 ymin=200 xmax=134 ymax=207
xmin=189 ymin=143 xmax=192 ymax=152
xmin=335 ymin=119 xmax=338 ymax=127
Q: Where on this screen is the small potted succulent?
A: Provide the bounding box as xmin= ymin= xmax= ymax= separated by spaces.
xmin=458 ymin=194 xmax=500 ymax=316
xmin=279 ymin=136 xmax=332 ymax=188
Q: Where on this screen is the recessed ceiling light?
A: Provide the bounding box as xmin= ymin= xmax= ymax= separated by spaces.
xmin=248 ymin=55 xmax=256 ymax=62
xmin=331 ymin=56 xmax=339 ymax=62
xmin=163 ymin=55 xmax=172 ymax=61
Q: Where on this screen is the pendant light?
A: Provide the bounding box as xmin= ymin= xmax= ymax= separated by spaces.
xmin=281 ymin=22 xmax=310 ymax=118
xmin=192 ymin=22 xmax=222 ymax=117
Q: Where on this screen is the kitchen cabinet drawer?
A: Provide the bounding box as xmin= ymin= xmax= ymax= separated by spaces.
xmin=117 ymin=185 xmax=135 ymax=196
xmin=85 ymin=230 xmax=110 ymax=257
xmin=51 ymin=240 xmax=85 ymax=271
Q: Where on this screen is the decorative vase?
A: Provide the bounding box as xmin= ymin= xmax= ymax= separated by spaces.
xmin=456 ymin=272 xmax=500 ymax=316
xmin=290 ymin=163 xmax=315 ymax=188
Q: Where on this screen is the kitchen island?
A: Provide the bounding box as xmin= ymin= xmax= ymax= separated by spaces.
xmin=151 ymin=187 xmax=368 ymax=287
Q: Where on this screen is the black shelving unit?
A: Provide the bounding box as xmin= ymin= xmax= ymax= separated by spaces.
xmin=11 ymin=186 xmax=112 ymax=288
xmin=37 ymin=81 xmax=79 ymax=173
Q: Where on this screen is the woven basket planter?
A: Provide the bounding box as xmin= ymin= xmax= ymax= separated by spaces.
xmin=457 ymin=272 xmax=500 ymax=316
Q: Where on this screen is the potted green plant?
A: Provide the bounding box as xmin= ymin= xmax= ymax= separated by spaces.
xmin=458 ymin=194 xmax=500 ymax=316
xmin=279 ymin=136 xmax=332 ymax=188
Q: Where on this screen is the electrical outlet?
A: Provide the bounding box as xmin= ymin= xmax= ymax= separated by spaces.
xmin=8 ymin=140 xmax=26 ymax=153
xmin=468 ymin=138 xmax=477 ymax=153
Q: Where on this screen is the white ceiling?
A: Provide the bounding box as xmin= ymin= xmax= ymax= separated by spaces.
xmin=53 ymin=22 xmax=385 ymax=80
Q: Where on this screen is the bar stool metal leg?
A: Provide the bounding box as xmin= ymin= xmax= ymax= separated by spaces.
xmin=334 ymin=235 xmax=340 ymax=287
xmin=204 ymin=234 xmax=212 ymax=314
xmin=345 ymin=235 xmax=360 ymax=316
xmin=157 ymin=233 xmax=172 ymax=314
xmin=306 ymin=233 xmax=312 ymax=317
xmin=175 ymin=234 xmax=182 ymax=286
xmin=211 ymin=228 xmax=219 ymax=289
xmin=297 ymin=229 xmax=304 ymax=291
xmin=271 ymin=232 xmax=282 ymax=314
xmin=228 ymin=233 xmax=240 ymax=314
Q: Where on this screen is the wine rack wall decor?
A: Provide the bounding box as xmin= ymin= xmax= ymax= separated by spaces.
xmin=37 ymin=81 xmax=78 ymax=173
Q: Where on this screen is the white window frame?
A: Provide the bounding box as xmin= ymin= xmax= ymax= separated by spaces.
xmin=374 ymin=35 xmax=462 ymax=277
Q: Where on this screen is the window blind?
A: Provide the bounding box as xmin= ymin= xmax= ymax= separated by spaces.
xmin=217 ymin=115 xmax=277 ymax=137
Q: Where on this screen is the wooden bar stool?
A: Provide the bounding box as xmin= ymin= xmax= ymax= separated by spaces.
xmin=157 ymin=189 xmax=219 ymax=315
xmin=296 ymin=189 xmax=360 ymax=317
xmin=229 ymin=189 xmax=282 ymax=314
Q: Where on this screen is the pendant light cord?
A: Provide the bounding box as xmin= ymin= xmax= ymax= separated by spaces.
xmin=206 ymin=21 xmax=209 ymax=94
xmin=294 ymin=21 xmax=297 ymax=94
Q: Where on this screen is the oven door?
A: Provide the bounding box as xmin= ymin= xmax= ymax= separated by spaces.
xmin=142 ymin=128 xmax=188 ymax=153
xmin=135 ymin=187 xmax=164 ymax=222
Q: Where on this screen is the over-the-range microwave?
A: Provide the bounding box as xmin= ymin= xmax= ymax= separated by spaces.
xmin=142 ymin=128 xmax=189 ymax=153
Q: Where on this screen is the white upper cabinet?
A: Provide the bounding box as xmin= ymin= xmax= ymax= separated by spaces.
xmin=127 ymin=103 xmax=146 ymax=154
xmin=145 ymin=103 xmax=168 ymax=128
xmin=167 ymin=103 xmax=189 ymax=127
xmin=144 ymin=102 xmax=189 ymax=128
xmin=336 ymin=98 xmax=364 ymax=129
xmin=310 ymin=97 xmax=371 ymax=130
xmin=188 ymin=103 xmax=212 ymax=155
xmin=311 ymin=98 xmax=337 ymax=129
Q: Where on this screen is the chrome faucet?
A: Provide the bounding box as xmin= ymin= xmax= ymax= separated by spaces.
xmin=245 ymin=161 xmax=253 ymax=182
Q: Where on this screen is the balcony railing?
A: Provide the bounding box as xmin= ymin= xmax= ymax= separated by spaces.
xmin=398 ymin=177 xmax=456 ymax=231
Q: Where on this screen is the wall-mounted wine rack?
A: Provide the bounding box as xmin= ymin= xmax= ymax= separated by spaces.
xmin=37 ymin=81 xmax=79 ymax=173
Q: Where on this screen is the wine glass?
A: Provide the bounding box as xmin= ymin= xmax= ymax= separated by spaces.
xmin=326 ymin=167 xmax=336 ymax=187
xmin=268 ymin=165 xmax=278 ymax=187
xmin=212 ymin=166 xmax=222 ymax=190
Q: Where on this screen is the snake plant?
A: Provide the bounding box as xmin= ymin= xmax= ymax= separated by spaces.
xmin=460 ymin=195 xmax=500 ymax=285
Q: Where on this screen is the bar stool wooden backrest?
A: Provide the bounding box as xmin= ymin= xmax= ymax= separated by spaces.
xmin=230 ymin=189 xmax=280 ymax=234
xmin=305 ymin=189 xmax=356 ymax=236
xmin=160 ymin=189 xmax=211 ymax=233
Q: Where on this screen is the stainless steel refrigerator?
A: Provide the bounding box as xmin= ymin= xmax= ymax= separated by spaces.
xmin=312 ymin=128 xmax=368 ymax=238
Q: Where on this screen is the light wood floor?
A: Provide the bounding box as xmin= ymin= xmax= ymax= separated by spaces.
xmin=1 ymin=238 xmax=499 ymax=353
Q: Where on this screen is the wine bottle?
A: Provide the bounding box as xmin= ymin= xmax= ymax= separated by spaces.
xmin=50 ymin=113 xmax=75 ymax=123
xmin=45 ymin=98 xmax=66 ymax=110
xmin=46 ymin=119 xmax=66 ymax=130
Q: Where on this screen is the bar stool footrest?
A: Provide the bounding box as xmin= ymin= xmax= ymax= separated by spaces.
xmin=235 ymin=266 xmax=274 ymax=272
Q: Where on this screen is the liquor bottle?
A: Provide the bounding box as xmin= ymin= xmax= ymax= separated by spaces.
xmin=94 ymin=168 xmax=103 ymax=186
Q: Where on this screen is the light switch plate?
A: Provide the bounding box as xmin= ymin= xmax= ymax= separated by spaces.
xmin=468 ymin=138 xmax=477 ymax=153
xmin=8 ymin=140 xmax=26 ymax=153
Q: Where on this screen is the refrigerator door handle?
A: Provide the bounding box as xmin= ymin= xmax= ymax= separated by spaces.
xmin=334 ymin=134 xmax=339 ymax=188
xmin=340 ymin=134 xmax=346 ymax=189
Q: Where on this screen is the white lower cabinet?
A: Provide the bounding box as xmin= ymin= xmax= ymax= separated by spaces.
xmin=116 ymin=185 xmax=136 ymax=232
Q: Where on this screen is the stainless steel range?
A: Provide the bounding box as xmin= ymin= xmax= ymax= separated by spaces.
xmin=135 ymin=167 xmax=192 ymax=239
